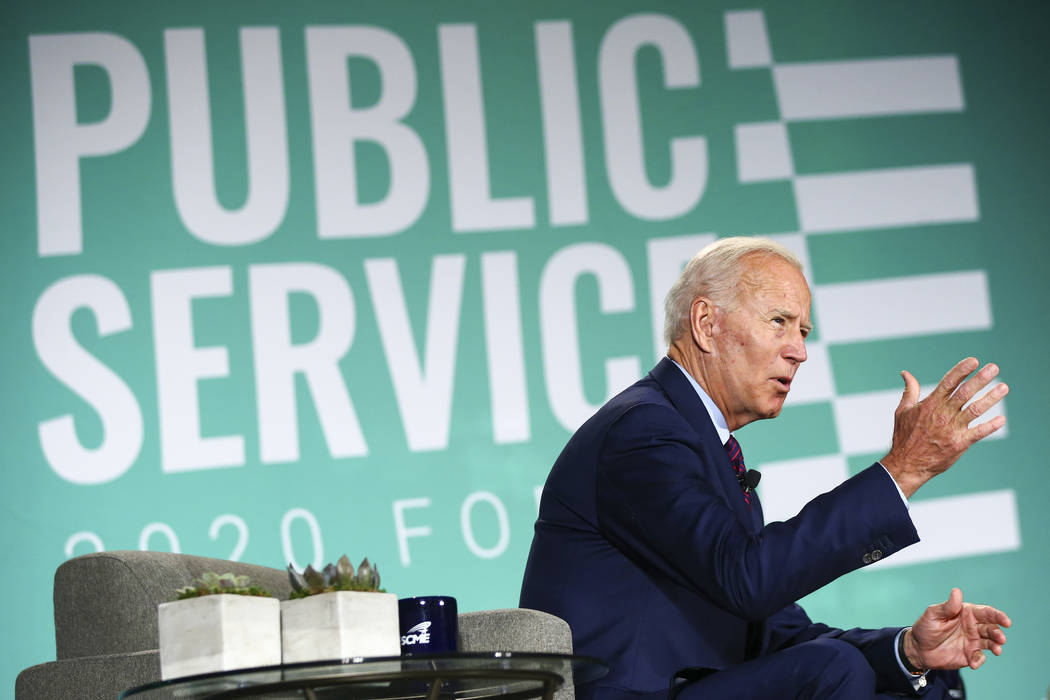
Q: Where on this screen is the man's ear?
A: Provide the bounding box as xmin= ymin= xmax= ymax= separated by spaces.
xmin=690 ymin=297 xmax=717 ymax=353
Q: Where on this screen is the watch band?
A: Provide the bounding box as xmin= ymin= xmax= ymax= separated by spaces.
xmin=898 ymin=627 xmax=927 ymax=675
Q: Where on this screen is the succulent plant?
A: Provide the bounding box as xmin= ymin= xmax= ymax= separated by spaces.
xmin=287 ymin=555 xmax=385 ymax=598
xmin=175 ymin=572 xmax=272 ymax=599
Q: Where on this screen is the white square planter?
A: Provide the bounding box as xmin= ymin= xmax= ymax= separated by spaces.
xmin=281 ymin=591 xmax=400 ymax=663
xmin=158 ymin=595 xmax=281 ymax=680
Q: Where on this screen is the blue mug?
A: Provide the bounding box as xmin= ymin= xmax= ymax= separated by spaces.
xmin=398 ymin=596 xmax=458 ymax=654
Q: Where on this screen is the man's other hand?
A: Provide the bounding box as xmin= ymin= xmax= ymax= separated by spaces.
xmin=903 ymin=588 xmax=1011 ymax=671
xmin=881 ymin=357 xmax=1007 ymax=498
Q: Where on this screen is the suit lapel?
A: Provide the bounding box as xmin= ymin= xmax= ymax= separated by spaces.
xmin=649 ymin=358 xmax=761 ymax=532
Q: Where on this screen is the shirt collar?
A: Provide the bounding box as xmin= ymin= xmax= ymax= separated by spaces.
xmin=669 ymin=358 xmax=731 ymax=446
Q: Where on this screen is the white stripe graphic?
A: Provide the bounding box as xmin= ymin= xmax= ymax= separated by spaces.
xmin=833 ymin=381 xmax=1007 ymax=457
xmin=784 ymin=341 xmax=835 ymax=405
xmin=773 ymin=56 xmax=964 ymax=120
xmin=759 ymin=464 xmax=1019 ymax=568
xmin=814 ymin=270 xmax=992 ymax=344
xmin=794 ymin=164 xmax=978 ymax=233
xmin=758 ymin=454 xmax=850 ymax=523
xmin=725 ymin=10 xmax=773 ymax=69
xmin=735 ymin=122 xmax=794 ymax=182
xmin=868 ymin=490 xmax=1021 ymax=569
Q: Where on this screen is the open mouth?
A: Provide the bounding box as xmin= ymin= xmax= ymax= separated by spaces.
xmin=774 ymin=377 xmax=792 ymax=391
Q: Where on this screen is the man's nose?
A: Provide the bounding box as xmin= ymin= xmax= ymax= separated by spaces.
xmin=784 ymin=333 xmax=807 ymax=363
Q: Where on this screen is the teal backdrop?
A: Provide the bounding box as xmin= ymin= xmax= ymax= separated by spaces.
xmin=3 ymin=1 xmax=1048 ymax=697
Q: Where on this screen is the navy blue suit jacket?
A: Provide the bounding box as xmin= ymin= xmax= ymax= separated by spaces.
xmin=520 ymin=358 xmax=925 ymax=699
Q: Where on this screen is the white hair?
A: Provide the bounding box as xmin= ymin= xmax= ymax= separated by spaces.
xmin=662 ymin=236 xmax=804 ymax=346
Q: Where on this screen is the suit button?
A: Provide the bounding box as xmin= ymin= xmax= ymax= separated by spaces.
xmin=862 ymin=553 xmax=871 ymax=564
xmin=871 ymin=549 xmax=883 ymax=561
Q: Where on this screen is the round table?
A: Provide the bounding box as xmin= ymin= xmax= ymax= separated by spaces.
xmin=120 ymin=652 xmax=608 ymax=700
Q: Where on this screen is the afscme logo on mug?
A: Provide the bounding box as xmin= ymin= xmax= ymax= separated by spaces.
xmin=399 ymin=596 xmax=458 ymax=654
xmin=401 ymin=620 xmax=432 ymax=646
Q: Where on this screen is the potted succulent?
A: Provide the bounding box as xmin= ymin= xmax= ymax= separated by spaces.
xmin=281 ymin=555 xmax=400 ymax=663
xmin=157 ymin=573 xmax=281 ymax=679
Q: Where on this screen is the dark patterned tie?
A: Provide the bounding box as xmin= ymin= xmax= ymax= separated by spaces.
xmin=724 ymin=435 xmax=751 ymax=508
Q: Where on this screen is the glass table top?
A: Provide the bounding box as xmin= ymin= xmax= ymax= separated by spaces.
xmin=121 ymin=652 xmax=608 ymax=700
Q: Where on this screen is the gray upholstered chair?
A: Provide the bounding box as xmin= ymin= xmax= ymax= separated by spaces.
xmin=16 ymin=551 xmax=575 ymax=700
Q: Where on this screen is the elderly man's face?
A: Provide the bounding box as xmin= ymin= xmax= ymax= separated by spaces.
xmin=709 ymin=255 xmax=811 ymax=430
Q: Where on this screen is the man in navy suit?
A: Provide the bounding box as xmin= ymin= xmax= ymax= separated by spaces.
xmin=520 ymin=237 xmax=1011 ymax=699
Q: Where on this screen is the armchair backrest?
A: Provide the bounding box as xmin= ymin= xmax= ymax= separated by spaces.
xmin=54 ymin=550 xmax=292 ymax=658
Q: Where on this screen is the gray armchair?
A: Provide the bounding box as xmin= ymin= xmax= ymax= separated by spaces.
xmin=16 ymin=551 xmax=575 ymax=700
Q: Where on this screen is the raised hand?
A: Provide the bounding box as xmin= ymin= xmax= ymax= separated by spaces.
xmin=881 ymin=357 xmax=1008 ymax=498
xmin=903 ymin=588 xmax=1011 ymax=671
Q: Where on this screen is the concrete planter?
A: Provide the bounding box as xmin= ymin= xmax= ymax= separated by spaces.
xmin=281 ymin=591 xmax=400 ymax=663
xmin=157 ymin=595 xmax=281 ymax=680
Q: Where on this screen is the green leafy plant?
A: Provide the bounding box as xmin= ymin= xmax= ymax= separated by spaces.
xmin=287 ymin=555 xmax=385 ymax=598
xmin=175 ymin=572 xmax=272 ymax=599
